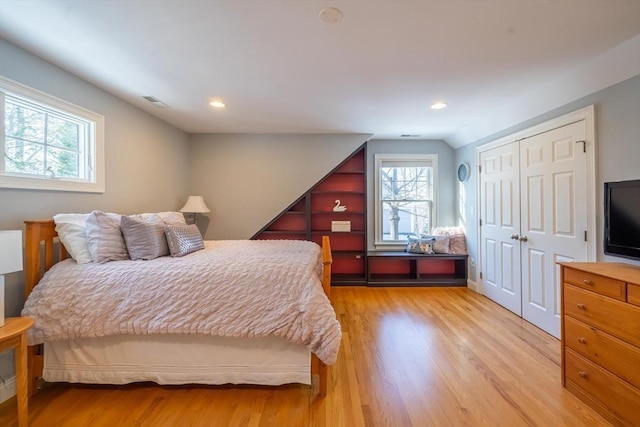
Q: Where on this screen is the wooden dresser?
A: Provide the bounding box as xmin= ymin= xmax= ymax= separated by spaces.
xmin=559 ymin=262 xmax=640 ymax=426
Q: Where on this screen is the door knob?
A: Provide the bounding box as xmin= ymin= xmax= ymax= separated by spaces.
xmin=510 ymin=234 xmax=520 ymax=240
xmin=519 ymin=235 xmax=528 ymax=242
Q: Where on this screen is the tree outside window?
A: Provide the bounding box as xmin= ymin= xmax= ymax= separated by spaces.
xmin=1 ymin=76 xmax=104 ymax=193
xmin=375 ymin=155 xmax=437 ymax=246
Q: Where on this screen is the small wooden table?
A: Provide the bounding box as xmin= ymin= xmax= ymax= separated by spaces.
xmin=0 ymin=317 xmax=34 ymax=427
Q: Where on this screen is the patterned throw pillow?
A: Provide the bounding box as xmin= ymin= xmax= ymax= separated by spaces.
xmin=85 ymin=211 xmax=129 ymax=263
xmin=431 ymin=226 xmax=467 ymax=255
xmin=432 ymin=235 xmax=450 ymax=254
xmin=164 ymin=224 xmax=204 ymax=257
xmin=121 ymin=214 xmax=169 ymax=260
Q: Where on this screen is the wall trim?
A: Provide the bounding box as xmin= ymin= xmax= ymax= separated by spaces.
xmin=467 ymin=278 xmax=480 ymax=293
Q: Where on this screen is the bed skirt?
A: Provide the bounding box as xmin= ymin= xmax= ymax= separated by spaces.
xmin=44 ymin=334 xmax=311 ymax=386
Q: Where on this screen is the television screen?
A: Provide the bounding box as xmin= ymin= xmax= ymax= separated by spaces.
xmin=604 ymin=179 xmax=640 ymax=260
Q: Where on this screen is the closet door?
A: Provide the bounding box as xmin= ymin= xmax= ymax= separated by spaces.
xmin=480 ymin=141 xmax=522 ymax=315
xmin=520 ymin=121 xmax=588 ymax=338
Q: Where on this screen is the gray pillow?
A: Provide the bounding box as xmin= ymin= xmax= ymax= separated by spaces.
xmin=432 ymin=235 xmax=450 ymax=254
xmin=85 ymin=211 xmax=129 ymax=263
xmin=164 ymin=224 xmax=204 ymax=257
xmin=121 ymin=214 xmax=169 ymax=260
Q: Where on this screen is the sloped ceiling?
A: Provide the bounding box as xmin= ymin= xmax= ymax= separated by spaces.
xmin=0 ymin=0 xmax=638 ymax=148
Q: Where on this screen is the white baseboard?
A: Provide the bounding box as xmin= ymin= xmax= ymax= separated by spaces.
xmin=467 ymin=278 xmax=480 ymax=293
xmin=0 ymin=375 xmax=16 ymax=404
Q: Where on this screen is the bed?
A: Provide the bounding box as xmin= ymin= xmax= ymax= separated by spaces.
xmin=21 ymin=218 xmax=338 ymax=397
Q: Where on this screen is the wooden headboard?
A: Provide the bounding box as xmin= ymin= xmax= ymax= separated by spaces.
xmin=24 ymin=220 xmax=68 ymax=298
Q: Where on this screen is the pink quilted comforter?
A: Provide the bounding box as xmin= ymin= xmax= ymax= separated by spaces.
xmin=22 ymin=239 xmax=341 ymax=365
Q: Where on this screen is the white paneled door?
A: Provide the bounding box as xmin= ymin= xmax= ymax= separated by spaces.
xmin=480 ymin=120 xmax=589 ymax=338
xmin=520 ymin=121 xmax=588 ymax=338
xmin=480 ymin=141 xmax=522 ymax=315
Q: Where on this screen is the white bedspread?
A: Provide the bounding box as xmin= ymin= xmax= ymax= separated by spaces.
xmin=22 ymin=240 xmax=341 ymax=365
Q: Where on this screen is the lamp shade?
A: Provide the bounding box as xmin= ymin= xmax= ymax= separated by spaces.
xmin=179 ymin=196 xmax=211 ymax=213
xmin=0 ymin=230 xmax=23 ymax=274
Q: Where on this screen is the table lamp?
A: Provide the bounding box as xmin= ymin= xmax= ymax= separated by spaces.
xmin=179 ymin=196 xmax=211 ymax=225
xmin=0 ymin=230 xmax=23 ymax=327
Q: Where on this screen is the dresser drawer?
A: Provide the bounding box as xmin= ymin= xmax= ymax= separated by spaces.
xmin=563 ymin=267 xmax=626 ymax=300
xmin=564 ymin=284 xmax=640 ymax=347
xmin=565 ymin=349 xmax=640 ymax=426
xmin=564 ymin=316 xmax=640 ymax=388
xmin=629 ymin=283 xmax=640 ymax=307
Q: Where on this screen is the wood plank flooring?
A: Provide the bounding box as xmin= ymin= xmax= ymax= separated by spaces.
xmin=0 ymin=287 xmax=611 ymax=427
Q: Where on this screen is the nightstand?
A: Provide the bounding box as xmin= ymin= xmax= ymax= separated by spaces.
xmin=0 ymin=317 xmax=34 ymax=427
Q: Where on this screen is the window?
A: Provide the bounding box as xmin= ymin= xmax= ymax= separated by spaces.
xmin=374 ymin=154 xmax=438 ymax=247
xmin=0 ymin=76 xmax=104 ymax=192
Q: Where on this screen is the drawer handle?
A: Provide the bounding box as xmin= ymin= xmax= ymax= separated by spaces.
xmin=578 ymin=371 xmax=588 ymax=378
xmin=578 ymin=337 xmax=586 ymax=344
xmin=577 ymin=303 xmax=586 ymax=310
xmin=583 ymin=279 xmax=592 ymax=285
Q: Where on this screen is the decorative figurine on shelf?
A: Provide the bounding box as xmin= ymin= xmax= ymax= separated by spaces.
xmin=333 ymin=200 xmax=347 ymax=212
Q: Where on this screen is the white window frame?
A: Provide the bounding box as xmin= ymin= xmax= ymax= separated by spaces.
xmin=0 ymin=76 xmax=105 ymax=193
xmin=374 ymin=153 xmax=438 ymax=249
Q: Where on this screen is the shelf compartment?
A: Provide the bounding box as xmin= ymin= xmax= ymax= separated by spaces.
xmin=288 ymin=198 xmax=307 ymax=212
xmin=331 ymin=253 xmax=365 ymax=275
xmin=332 ymin=273 xmax=367 ymax=285
xmin=335 ymin=152 xmax=364 ymax=173
xmin=310 ymin=193 xmax=364 ymax=213
xmin=311 ymin=213 xmax=365 ymax=231
xmin=266 ymin=213 xmax=307 ymax=231
xmin=417 ymin=259 xmax=456 ymax=275
xmin=314 ymin=174 xmax=364 ymax=193
xmin=312 ymin=232 xmax=365 ymax=251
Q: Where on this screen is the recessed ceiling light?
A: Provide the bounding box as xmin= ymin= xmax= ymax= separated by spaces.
xmin=209 ymin=100 xmax=226 ymax=108
xmin=319 ymin=7 xmax=343 ymax=24
xmin=431 ymin=102 xmax=447 ymax=110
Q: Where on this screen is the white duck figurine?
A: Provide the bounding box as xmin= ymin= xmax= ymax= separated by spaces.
xmin=333 ymin=200 xmax=347 ymax=212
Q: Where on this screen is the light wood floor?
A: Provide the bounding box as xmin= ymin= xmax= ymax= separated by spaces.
xmin=0 ymin=287 xmax=610 ymax=427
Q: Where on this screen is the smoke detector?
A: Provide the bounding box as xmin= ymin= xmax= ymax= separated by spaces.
xmin=319 ymin=7 xmax=343 ymax=24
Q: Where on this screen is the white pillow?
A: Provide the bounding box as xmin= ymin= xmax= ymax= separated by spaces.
xmin=432 ymin=235 xmax=450 ymax=254
xmin=148 ymin=211 xmax=187 ymax=225
xmin=53 ymin=213 xmax=93 ymax=264
xmin=85 ymin=210 xmax=129 ymax=263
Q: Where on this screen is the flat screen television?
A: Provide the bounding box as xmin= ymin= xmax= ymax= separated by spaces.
xmin=603 ymin=179 xmax=640 ymax=260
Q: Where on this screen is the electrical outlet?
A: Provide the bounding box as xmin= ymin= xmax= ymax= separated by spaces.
xmin=470 ymin=258 xmax=475 ymax=268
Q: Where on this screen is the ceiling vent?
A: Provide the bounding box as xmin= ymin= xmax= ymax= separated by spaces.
xmin=142 ymin=96 xmax=168 ymax=108
xmin=401 ymin=134 xmax=421 ymax=138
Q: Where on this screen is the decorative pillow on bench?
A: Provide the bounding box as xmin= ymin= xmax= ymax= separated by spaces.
xmin=431 ymin=235 xmax=450 ymax=254
xmin=430 ymin=226 xmax=467 ymax=255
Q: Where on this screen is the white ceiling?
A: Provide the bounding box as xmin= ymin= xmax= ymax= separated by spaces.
xmin=0 ymin=0 xmax=639 ymax=148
